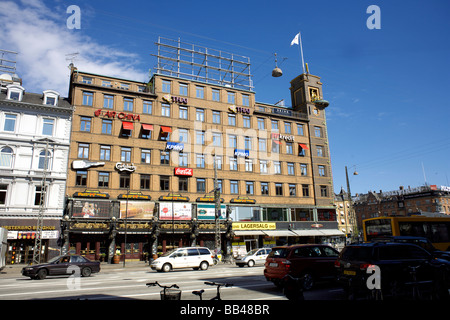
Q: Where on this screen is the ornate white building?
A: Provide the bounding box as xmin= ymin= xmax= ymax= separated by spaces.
xmin=0 ymin=72 xmax=73 ymax=264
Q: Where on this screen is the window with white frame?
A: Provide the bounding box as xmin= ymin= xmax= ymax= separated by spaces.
xmin=3 ymin=114 xmax=17 ymax=132
xmin=0 ymin=147 xmax=13 ymax=167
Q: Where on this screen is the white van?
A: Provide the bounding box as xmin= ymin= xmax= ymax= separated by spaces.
xmin=150 ymin=247 xmax=214 ymax=272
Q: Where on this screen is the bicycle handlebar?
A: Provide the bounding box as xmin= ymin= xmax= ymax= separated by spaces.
xmin=204 ymin=281 xmax=233 ymax=287
xmin=146 ymin=281 xmax=179 ymax=289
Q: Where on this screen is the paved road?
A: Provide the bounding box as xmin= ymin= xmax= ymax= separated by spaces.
xmin=0 ymin=262 xmax=344 ymax=301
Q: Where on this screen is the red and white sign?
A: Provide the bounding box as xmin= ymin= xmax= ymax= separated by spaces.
xmin=174 ymin=167 xmax=193 ymax=176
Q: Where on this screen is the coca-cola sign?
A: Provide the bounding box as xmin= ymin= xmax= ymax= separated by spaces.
xmin=174 ymin=167 xmax=193 ymax=176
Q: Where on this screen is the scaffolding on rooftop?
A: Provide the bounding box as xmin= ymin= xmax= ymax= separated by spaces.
xmin=153 ymin=37 xmax=253 ymax=92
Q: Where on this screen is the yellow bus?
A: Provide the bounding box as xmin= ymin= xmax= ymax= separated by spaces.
xmin=363 ymin=216 xmax=450 ymax=251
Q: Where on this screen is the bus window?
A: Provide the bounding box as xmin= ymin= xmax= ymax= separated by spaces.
xmin=364 ymin=219 xmax=392 ymax=241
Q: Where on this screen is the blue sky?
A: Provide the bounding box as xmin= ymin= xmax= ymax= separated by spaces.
xmin=1 ymin=0 xmax=449 ymax=195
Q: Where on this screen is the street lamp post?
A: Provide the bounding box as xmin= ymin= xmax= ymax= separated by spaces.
xmin=345 ymin=166 xmax=359 ymax=243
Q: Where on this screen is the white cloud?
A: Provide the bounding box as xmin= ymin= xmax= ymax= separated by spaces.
xmin=0 ymin=0 xmax=147 ymax=96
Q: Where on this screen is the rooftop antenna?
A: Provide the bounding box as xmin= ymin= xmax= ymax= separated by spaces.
xmin=65 ymin=52 xmax=79 ymax=67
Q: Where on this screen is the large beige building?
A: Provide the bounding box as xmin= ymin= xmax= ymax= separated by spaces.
xmin=62 ymin=39 xmax=342 ymax=262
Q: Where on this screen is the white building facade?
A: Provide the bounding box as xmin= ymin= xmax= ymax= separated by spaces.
xmin=0 ymin=73 xmax=73 ymax=264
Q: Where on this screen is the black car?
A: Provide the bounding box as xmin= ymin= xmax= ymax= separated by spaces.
xmin=22 ymin=255 xmax=101 ymax=280
xmin=335 ymin=242 xmax=450 ymax=300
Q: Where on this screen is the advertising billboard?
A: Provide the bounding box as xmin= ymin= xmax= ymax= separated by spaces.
xmin=196 ymin=204 xmax=226 ymax=220
xmin=119 ymin=201 xmax=155 ymax=219
xmin=159 ymin=202 xmax=192 ymax=220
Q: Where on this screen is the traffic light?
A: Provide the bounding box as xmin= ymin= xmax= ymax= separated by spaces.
xmin=11 ymin=246 xmax=16 ymax=264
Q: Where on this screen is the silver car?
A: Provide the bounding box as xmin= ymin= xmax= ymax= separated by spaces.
xmin=235 ymin=248 xmax=271 ymax=267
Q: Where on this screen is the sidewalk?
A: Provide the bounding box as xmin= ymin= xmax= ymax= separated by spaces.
xmin=1 ymin=260 xmax=151 ymax=278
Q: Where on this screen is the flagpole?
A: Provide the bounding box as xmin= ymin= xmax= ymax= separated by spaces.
xmin=298 ymin=32 xmax=305 ymax=74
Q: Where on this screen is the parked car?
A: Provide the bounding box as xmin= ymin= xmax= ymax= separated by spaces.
xmin=235 ymin=248 xmax=271 ymax=267
xmin=264 ymin=244 xmax=339 ymax=290
xmin=150 ymin=247 xmax=214 ymax=272
xmin=335 ymin=242 xmax=450 ymax=300
xmin=22 ymin=254 xmax=101 ymax=280
xmin=371 ymin=236 xmax=450 ymax=261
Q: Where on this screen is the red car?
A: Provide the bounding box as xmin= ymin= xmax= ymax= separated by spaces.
xmin=264 ymin=244 xmax=339 ymax=290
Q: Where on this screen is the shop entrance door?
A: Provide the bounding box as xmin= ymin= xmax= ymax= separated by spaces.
xmin=245 ymin=239 xmax=257 ymax=252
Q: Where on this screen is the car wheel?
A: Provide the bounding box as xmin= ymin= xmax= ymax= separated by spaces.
xmin=81 ymin=267 xmax=92 ymax=277
xmin=36 ymin=269 xmax=48 ymax=280
xmin=247 ymin=260 xmax=255 ymax=267
xmin=302 ymin=273 xmax=314 ymax=290
xmin=199 ymin=261 xmax=209 ymax=270
xmin=162 ymin=263 xmax=172 ymax=272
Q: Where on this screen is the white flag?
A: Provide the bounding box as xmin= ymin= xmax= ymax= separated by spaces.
xmin=291 ymin=33 xmax=300 ymax=46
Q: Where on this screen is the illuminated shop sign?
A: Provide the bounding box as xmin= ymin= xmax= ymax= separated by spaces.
xmin=174 ymin=167 xmax=193 ymax=176
xmin=272 ymin=108 xmax=293 ymax=117
xmin=230 ymin=196 xmax=256 ymax=204
xmin=166 ymin=142 xmax=184 ymax=151
xmin=94 ymin=109 xmax=141 ymax=121
xmin=228 ymin=105 xmax=251 ymax=114
xmin=234 ymin=149 xmax=249 ymax=158
xmin=233 ymin=222 xmax=276 ymax=230
xmin=162 ymin=94 xmax=188 ymax=104
xmin=115 ymin=162 xmax=137 ymax=172
xmin=271 ymin=133 xmax=295 ymax=142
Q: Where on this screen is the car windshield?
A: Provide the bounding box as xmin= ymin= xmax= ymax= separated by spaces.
xmin=245 ymin=249 xmax=259 ymax=256
xmin=268 ymin=248 xmax=289 ymax=258
xmin=161 ymin=249 xmax=176 ymax=257
xmin=47 ymin=255 xmax=65 ymax=264
xmin=341 ymin=246 xmax=373 ymax=260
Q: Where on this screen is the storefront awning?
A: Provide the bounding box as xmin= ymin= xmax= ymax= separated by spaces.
xmin=142 ymin=123 xmax=153 ymax=131
xmin=122 ymin=121 xmax=133 ymax=130
xmin=263 ymin=230 xmax=297 ymax=237
xmin=298 ymin=143 xmax=309 ymax=150
xmin=234 ymin=230 xmax=266 ymax=236
xmin=291 ymin=229 xmax=345 ymax=236
xmin=160 ymin=126 xmax=172 ymax=133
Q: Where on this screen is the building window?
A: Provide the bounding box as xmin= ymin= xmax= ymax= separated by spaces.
xmin=284 ymin=122 xmax=291 ymax=134
xmin=242 ymin=94 xmax=249 ymax=106
xmin=245 ymin=159 xmax=253 ymax=172
xmin=314 ymin=126 xmax=322 ymax=138
xmin=42 ymin=118 xmax=54 ymax=136
xmin=179 ymin=83 xmax=188 ymax=96
xmin=289 ymin=184 xmax=296 ymax=196
xmin=196 ymin=86 xmax=204 ymax=99
xmin=260 ymin=160 xmax=268 ymax=174
xmin=0 ymin=185 xmax=7 ymax=204
xmin=143 ymin=101 xmax=152 ymax=114
xmin=227 ymin=92 xmax=235 ymax=104
xmin=275 ymin=183 xmax=283 ymax=196
xmin=98 ymin=172 xmax=110 ymax=188
xmin=140 ymin=174 xmax=150 ymax=190
xmin=212 ymin=89 xmax=220 ymax=102
xmin=4 ymin=114 xmax=17 ymax=132
xmin=297 ymin=124 xmax=304 ymax=135
xmin=82 ymin=91 xmax=93 ymax=106
xmin=273 ymin=161 xmax=281 ymax=174
xmin=318 ymin=165 xmax=326 ymax=176
xmin=320 ymin=185 xmax=328 ymax=197
xmin=317 ymin=145 xmax=324 ymax=157
xmin=179 ymin=106 xmax=188 ymax=119
xmin=178 ymin=177 xmax=188 ymax=192
xmin=178 ymin=152 xmax=189 ymax=167
xmin=81 ymin=76 xmax=92 ymax=84
xmin=214 ymin=155 xmax=222 ymax=170
xmin=212 ymin=133 xmax=222 ymax=146
xmin=102 ymin=119 xmax=112 ymax=135
xmin=243 ymin=116 xmax=251 ymax=128
xmin=196 ymin=108 xmax=205 ymax=122
xmin=34 ymin=186 xmax=47 ymax=206
xmin=76 ymin=171 xmax=87 ymax=186
xmin=228 ymin=135 xmax=237 ymax=148
xmin=230 ymin=158 xmax=238 ymax=171
xmin=120 ymin=173 xmax=130 ymax=189
xmin=80 ymin=116 xmax=91 ymax=132
xmin=196 ymin=131 xmax=205 ymax=145
xmin=228 ymin=114 xmax=236 ymax=126
xmin=300 ymin=164 xmax=307 ymax=176
xmin=244 ymin=136 xmax=252 ymax=150
xmin=257 ymin=118 xmax=265 ymax=130
xmin=102 ymin=80 xmax=112 ymax=87
xmin=100 ymin=145 xmax=111 ymax=161
xmin=103 ymin=95 xmax=114 ymax=109
xmin=196 ymin=154 xmax=205 ymax=168
xmin=246 ymin=181 xmax=254 ymax=195
xmin=230 ymin=180 xmax=239 ymax=194
xmin=196 ymin=178 xmax=206 ymax=193
xmin=160 ymin=176 xmax=170 ymax=191
xmin=261 ymin=182 xmax=269 ymax=195
xmin=160 ymin=151 xmax=170 ymax=165
xmin=302 ymin=184 xmax=309 ymax=197
xmin=258 ymin=138 xmax=266 ymax=152
xmin=286 ymin=142 xmax=293 ymax=154
xmin=212 ymin=111 xmax=221 ymax=124
xmin=38 ymin=150 xmax=51 ymax=170
xmin=287 ymin=162 xmax=295 ymax=175
xmin=123 ymin=98 xmax=133 ymax=112
xmin=78 ymin=143 xmax=89 ymax=159
xmin=141 ymin=149 xmax=151 ymax=164
xmin=0 ymin=147 xmax=13 ymax=167
xmin=271 ymin=120 xmax=279 ymax=132
xmin=121 ymin=147 xmax=131 ymax=162
xmin=161 ymin=103 xmax=171 ymax=117
xmin=178 ymin=128 xmax=189 ymax=143
xmin=162 ymin=80 xmax=171 ymax=93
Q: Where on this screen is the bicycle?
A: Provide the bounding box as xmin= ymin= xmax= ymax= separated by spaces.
xmin=403 ymin=264 xmax=433 ymax=300
xmin=146 ymin=281 xmax=182 ymax=300
xmin=192 ymin=281 xmax=233 ymax=300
